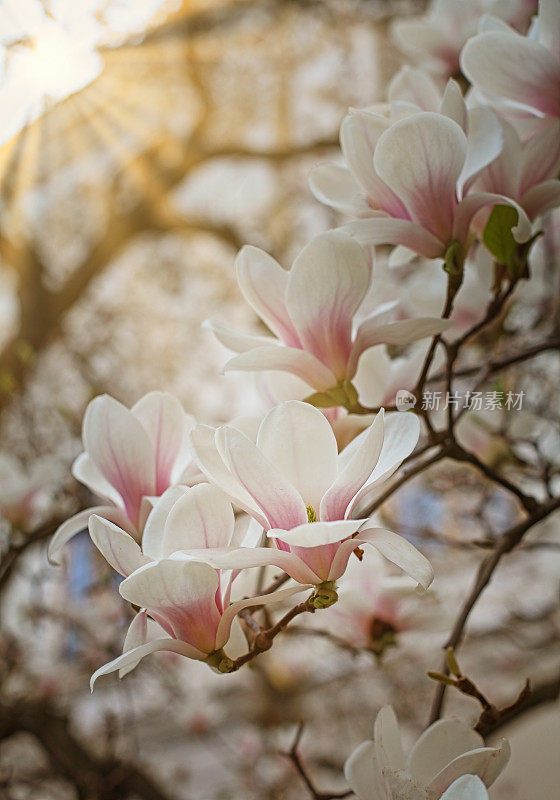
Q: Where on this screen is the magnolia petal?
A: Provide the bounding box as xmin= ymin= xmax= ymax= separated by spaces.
xmin=320 ymin=409 xmax=385 ymax=521
xmin=461 ymin=32 xmax=560 ymax=117
xmin=453 ymin=191 xmax=531 ymax=244
xmin=388 ymin=66 xmax=442 ymax=112
xmin=440 ymin=776 xmax=488 ymax=800
xmin=216 ymin=425 xmax=308 ymax=530
xmin=522 ymin=180 xmax=560 ymax=219
xmin=349 ymin=316 xmax=452 ymax=377
xmin=308 ymin=164 xmax=367 ymax=216
xmin=374 ymin=113 xmax=467 ymax=243
xmin=82 ymin=395 xmax=155 ymax=528
xmin=171 ymin=546 xmax=317 ymax=585
xmin=90 ymin=638 xmax=205 ymax=690
xmin=163 ymin=484 xmax=235 ymax=554
xmin=344 ymin=218 xmax=445 ymax=259
xmin=267 ymin=519 xmax=365 ymax=548
xmin=189 ymin=425 xmax=269 ymax=527
xmin=539 ymin=0 xmax=560 ymax=61
xmin=349 ymin=412 xmax=420 ymax=517
xmin=519 ymin=120 xmax=560 ymax=192
xmin=89 ymin=515 xmax=150 ymax=577
xmin=357 ymin=527 xmax=434 ymax=591
xmin=341 ymin=110 xmax=410 ymax=217
xmin=344 ymin=740 xmax=388 ymax=800
xmin=235 ymin=246 xmax=299 ymax=345
xmin=428 ymin=740 xmax=511 ymax=795
xmin=374 ymin=705 xmax=406 ymax=772
xmin=286 ymin=231 xmax=371 ymax=380
xmin=441 ymin=79 xmax=467 ymax=131
xmin=224 ymin=345 xmax=337 ymax=392
xmin=132 ymin=392 xmax=195 ymax=493
xmin=407 ymin=719 xmax=484 ymax=787
xmin=205 ymin=320 xmax=276 ymax=354
xmin=72 ymin=452 xmax=122 ymax=508
xmin=48 ymin=505 xmax=131 ymax=566
xmin=119 ymin=610 xmax=148 ymax=678
xmin=142 ymin=486 xmax=190 ymax=560
xmin=459 ymin=108 xmax=504 ymax=192
xmin=256 ymin=401 xmax=339 ymax=510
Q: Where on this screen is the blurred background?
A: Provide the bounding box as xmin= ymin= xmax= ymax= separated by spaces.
xmin=0 ymin=1 xmax=558 ymax=798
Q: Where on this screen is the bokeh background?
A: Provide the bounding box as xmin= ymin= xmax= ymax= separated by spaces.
xmin=0 ymin=1 xmax=558 ymax=798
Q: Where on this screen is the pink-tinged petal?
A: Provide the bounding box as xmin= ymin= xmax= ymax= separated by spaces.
xmin=162 ymin=484 xmax=235 ymax=555
xmin=344 ymin=741 xmax=387 ymax=800
xmin=216 ymin=583 xmax=309 ymax=649
xmin=521 ymin=179 xmax=560 ymax=218
xmin=461 ymin=32 xmax=560 ymax=116
xmin=539 ymin=0 xmax=560 ymax=61
xmin=388 ymin=66 xmax=442 ymax=112
xmin=47 ymin=505 xmax=134 ymax=566
xmin=349 ymin=413 xmax=420 ymax=517
xmin=308 ymin=164 xmax=369 ymax=216
xmin=349 ymin=317 xmax=453 ymax=378
xmin=216 ymin=426 xmax=307 ymax=530
xmin=256 ymin=401 xmax=338 ymax=510
xmin=374 ymin=113 xmax=467 ymax=242
xmin=459 ymin=108 xmax=504 ymax=193
xmin=235 ymin=246 xmax=300 ymax=346
xmin=440 ymin=80 xmax=468 ymax=131
xmin=341 ymin=110 xmax=411 ymax=218
xmin=205 ymin=320 xmax=276 ymax=353
xmin=391 ymin=17 xmax=461 ymax=73
xmin=120 ymin=560 xmax=222 ymax=655
xmin=90 ymin=638 xmax=206 ymax=690
xmin=267 ymin=519 xmax=364 ymax=547
xmin=142 ymin=486 xmax=190 ymax=560
xmin=471 ymin=119 xmax=522 ymax=198
xmin=440 ymin=776 xmax=488 ymax=800
xmin=224 ymin=344 xmax=337 ymax=392
xmin=286 ymin=231 xmax=371 ymax=380
xmin=519 ymin=120 xmax=560 ymax=192
xmin=72 ymin=452 xmax=122 ymax=508
xmin=89 ymin=515 xmax=150 ymax=577
xmin=119 ymin=610 xmax=163 ymax=678
xmin=189 ymin=425 xmax=269 ymax=528
xmin=374 ymin=705 xmax=406 ymax=772
xmin=407 ymin=719 xmax=484 ymax=786
xmin=428 ymin=740 xmax=511 ymax=795
xmin=132 ymin=392 xmax=195 ymax=494
xmin=320 ymin=410 xmax=385 ymax=521
xmin=171 ymin=546 xmax=317 ymax=585
xmin=356 ymin=527 xmax=434 ymax=591
xmin=82 ymin=395 xmax=155 ymax=529
xmin=344 ymin=218 xmax=445 ymax=258
xmin=453 ymin=191 xmax=531 ymax=244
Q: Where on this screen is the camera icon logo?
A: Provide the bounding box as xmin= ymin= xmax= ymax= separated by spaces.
xmin=395 ymin=389 xmax=417 ymax=411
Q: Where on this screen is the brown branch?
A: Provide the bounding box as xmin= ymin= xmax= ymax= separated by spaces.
xmin=282 ymin=723 xmax=352 ymax=800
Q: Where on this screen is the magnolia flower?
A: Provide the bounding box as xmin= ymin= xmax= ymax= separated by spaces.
xmin=187 ymin=400 xmax=433 ymax=592
xmin=391 ymin=0 xmax=536 ymax=76
xmin=312 ymin=110 xmax=531 ymax=261
xmin=0 ymin=454 xmax=62 ymax=530
xmin=461 ymin=0 xmax=560 ymax=121
xmin=207 ymin=230 xmax=451 ymax=396
xmin=48 ymin=392 xmax=197 ymax=565
xmin=470 ymin=117 xmax=560 ymax=222
xmin=88 ymin=485 xmax=304 ymax=684
xmin=345 ymin=705 xmax=510 ymax=800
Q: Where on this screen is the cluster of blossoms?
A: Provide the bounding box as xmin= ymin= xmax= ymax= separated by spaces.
xmin=49 ymin=0 xmax=559 ymax=796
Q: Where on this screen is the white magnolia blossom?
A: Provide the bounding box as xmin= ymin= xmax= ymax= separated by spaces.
xmin=207 ymin=230 xmax=451 ymax=394
xmin=462 ymin=0 xmax=560 ymax=120
xmin=311 ymin=105 xmax=532 ymax=261
xmin=391 ymin=0 xmax=536 ymax=75
xmin=0 ymin=453 xmax=62 ymax=529
xmin=48 ymin=392 xmax=197 ymax=564
xmin=88 ymin=484 xmax=304 ymax=684
xmin=187 ymin=400 xmax=433 ymax=590
xmin=345 ymin=706 xmax=510 ymax=800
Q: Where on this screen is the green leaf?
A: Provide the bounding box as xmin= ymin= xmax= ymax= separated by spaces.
xmin=483 ymin=204 xmax=518 ymax=266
